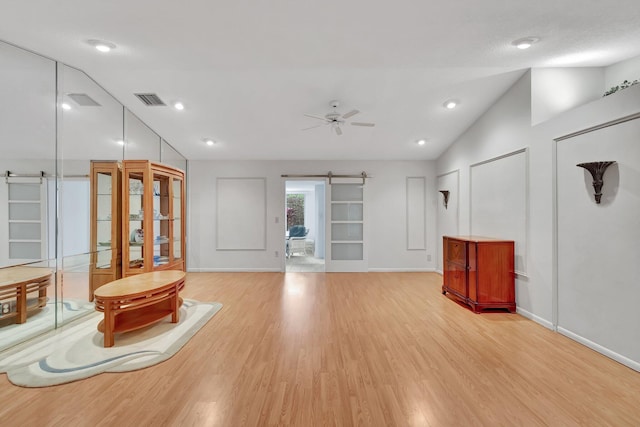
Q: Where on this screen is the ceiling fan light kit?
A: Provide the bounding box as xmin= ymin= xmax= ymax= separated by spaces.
xmin=303 ymin=100 xmax=375 ymax=135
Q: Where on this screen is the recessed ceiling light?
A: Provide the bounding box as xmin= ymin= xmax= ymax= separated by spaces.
xmin=443 ymin=99 xmax=459 ymax=109
xmin=512 ymin=37 xmax=539 ymax=50
xmin=116 ymin=140 xmax=125 ymax=146
xmin=174 ymin=102 xmax=185 ymax=111
xmin=61 ymin=103 xmax=71 ymax=111
xmin=87 ymin=39 xmax=117 ymax=53
xmin=417 ymin=139 xmax=426 ymax=146
xmin=205 ymin=139 xmax=215 ymax=146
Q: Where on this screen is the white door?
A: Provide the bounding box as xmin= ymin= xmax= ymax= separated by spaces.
xmin=325 ymin=180 xmax=367 ymax=272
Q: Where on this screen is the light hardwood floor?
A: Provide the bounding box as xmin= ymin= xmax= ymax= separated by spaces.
xmin=1 ymin=272 xmax=639 ymax=426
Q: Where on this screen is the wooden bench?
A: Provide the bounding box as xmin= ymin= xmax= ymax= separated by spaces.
xmin=0 ymin=266 xmax=52 ymax=324
xmin=94 ymin=270 xmax=185 ymax=347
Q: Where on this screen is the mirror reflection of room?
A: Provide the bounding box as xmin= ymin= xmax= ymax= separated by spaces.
xmin=285 ymin=181 xmax=325 ymax=272
xmin=0 ymin=39 xmax=187 ymax=353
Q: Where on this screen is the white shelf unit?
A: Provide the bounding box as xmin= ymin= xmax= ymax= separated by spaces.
xmin=7 ymin=182 xmax=45 ymax=262
xmin=330 ymin=184 xmax=364 ymax=262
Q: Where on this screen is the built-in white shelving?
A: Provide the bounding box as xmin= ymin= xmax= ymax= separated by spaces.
xmin=330 ymin=184 xmax=364 ymax=261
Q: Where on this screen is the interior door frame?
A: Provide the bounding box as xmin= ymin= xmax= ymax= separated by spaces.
xmin=282 ymin=178 xmax=328 ymax=272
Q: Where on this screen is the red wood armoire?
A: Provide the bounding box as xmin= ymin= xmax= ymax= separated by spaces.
xmin=442 ymin=236 xmax=515 ymax=313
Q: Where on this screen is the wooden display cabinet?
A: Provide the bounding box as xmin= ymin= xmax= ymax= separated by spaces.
xmin=442 ymin=235 xmax=515 ymax=313
xmin=122 ymin=160 xmax=185 ymax=277
xmin=89 ymin=161 xmax=122 ymax=301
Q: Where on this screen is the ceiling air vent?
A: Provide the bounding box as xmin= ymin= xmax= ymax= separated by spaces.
xmin=67 ymin=93 xmax=101 ymax=107
xmin=134 ymin=93 xmax=166 ymax=106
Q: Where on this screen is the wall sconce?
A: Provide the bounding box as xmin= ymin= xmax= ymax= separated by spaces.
xmin=439 ymin=190 xmax=450 ymax=209
xmin=576 ymin=161 xmax=616 ymax=204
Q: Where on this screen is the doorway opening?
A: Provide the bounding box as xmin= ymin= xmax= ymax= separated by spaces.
xmin=285 ymin=180 xmax=325 ymax=272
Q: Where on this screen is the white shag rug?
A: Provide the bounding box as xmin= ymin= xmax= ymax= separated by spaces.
xmin=0 ymin=299 xmax=95 ymax=352
xmin=0 ymin=299 xmax=222 ymax=387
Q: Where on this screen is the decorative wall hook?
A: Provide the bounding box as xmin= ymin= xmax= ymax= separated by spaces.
xmin=576 ymin=161 xmax=616 ymax=204
xmin=439 ymin=190 xmax=450 ymax=209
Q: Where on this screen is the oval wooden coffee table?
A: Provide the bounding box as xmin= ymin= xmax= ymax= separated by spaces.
xmin=94 ymin=270 xmax=185 ymax=347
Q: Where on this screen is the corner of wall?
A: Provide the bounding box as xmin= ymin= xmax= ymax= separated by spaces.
xmin=531 ymin=67 xmax=605 ymax=126
xmin=604 ymin=54 xmax=640 ymax=89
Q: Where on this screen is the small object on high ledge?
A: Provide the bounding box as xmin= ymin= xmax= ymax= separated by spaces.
xmin=439 ymin=190 xmax=450 ymax=209
xmin=576 ymin=161 xmax=616 ymax=204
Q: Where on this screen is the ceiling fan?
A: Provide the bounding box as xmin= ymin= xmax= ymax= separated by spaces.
xmin=303 ymin=100 xmax=375 ymax=136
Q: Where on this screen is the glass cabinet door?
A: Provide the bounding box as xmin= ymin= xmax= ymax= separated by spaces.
xmin=95 ymin=171 xmax=113 ymax=270
xmin=153 ymin=172 xmax=170 ymax=267
xmin=126 ymin=171 xmax=145 ymax=272
xmin=172 ymin=177 xmax=183 ymax=261
xmin=90 ymin=161 xmax=122 ymax=299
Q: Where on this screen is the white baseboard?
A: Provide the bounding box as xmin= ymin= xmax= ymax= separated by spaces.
xmin=189 ymin=268 xmax=439 ymax=273
xmin=557 ymin=327 xmax=640 ymax=373
xmin=435 ymin=269 xmax=443 ymax=275
xmin=187 ymin=267 xmax=282 ymax=273
xmin=367 ymin=268 xmax=437 ymax=272
xmin=516 ymin=307 xmax=554 ymax=330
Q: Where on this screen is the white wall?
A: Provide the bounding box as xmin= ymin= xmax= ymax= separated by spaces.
xmin=556 ymin=116 xmax=640 ymax=371
xmin=314 ymin=183 xmax=325 ymax=258
xmin=60 ymin=180 xmax=90 ymax=257
xmin=303 ymin=191 xmax=316 ymax=241
xmin=188 ymin=160 xmax=435 ymax=272
xmin=436 ymin=68 xmax=640 ymax=369
xmin=531 ymin=68 xmax=604 ymax=125
xmin=436 ymin=170 xmax=459 ymax=273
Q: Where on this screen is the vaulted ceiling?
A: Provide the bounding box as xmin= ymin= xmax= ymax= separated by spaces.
xmin=1 ymin=0 xmax=639 ymax=160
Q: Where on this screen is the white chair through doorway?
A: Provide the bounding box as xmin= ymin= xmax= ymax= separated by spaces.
xmin=287 ymin=225 xmax=309 ymax=257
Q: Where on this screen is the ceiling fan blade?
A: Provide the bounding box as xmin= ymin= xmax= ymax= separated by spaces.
xmin=304 ymin=113 xmax=330 ymax=122
xmin=335 ymin=126 xmax=343 ymax=136
xmin=301 ymin=123 xmax=325 ymax=131
xmin=342 ymin=109 xmax=359 ymax=119
xmin=351 ymin=122 xmax=375 ymax=127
